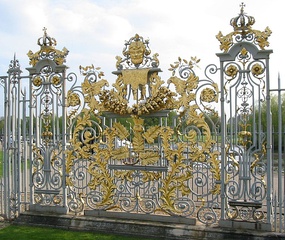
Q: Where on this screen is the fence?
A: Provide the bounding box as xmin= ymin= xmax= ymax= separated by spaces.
xmin=1 ymin=4 xmax=285 ymax=234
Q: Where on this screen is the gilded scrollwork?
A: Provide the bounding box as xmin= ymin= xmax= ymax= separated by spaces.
xmin=66 ymin=33 xmax=220 ymax=219
xmin=160 ymin=142 xmax=192 ymax=215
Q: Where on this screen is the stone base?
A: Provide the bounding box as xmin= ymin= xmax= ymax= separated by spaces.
xmin=13 ymin=211 xmax=285 ymax=240
xmin=29 ymin=204 xmax=68 ymax=215
xmin=219 ymin=219 xmax=272 ymax=231
xmin=85 ymin=210 xmax=196 ymax=225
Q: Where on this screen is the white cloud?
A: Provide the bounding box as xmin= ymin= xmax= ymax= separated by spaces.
xmin=0 ymin=0 xmax=284 ymax=117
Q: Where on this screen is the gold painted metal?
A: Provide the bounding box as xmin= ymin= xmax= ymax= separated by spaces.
xmin=66 ymin=34 xmax=220 ymax=215
xmin=27 ymin=28 xmax=69 ymax=66
xmin=216 ymin=3 xmax=272 ymax=52
xmin=251 ymin=63 xmax=264 ymax=76
xmin=221 ymin=26 xmax=267 ymax=222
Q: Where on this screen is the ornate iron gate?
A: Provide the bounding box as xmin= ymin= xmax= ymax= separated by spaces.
xmin=1 ymin=4 xmax=283 ymax=232
xmin=64 ymin=33 xmax=220 ymax=224
xmin=216 ymin=4 xmax=272 ymax=229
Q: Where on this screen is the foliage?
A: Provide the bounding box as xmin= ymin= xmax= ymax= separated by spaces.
xmin=204 ymin=110 xmax=221 ymax=133
xmin=0 ymin=117 xmax=3 ymax=136
xmin=258 ymin=93 xmax=285 ymax=149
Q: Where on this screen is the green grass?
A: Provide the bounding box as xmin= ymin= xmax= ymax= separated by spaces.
xmin=0 ymin=225 xmax=156 ymax=240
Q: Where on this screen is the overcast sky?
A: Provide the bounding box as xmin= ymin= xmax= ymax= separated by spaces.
xmin=0 ymin=0 xmax=284 ymax=117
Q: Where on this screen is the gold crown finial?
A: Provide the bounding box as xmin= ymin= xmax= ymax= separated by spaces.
xmin=230 ymin=3 xmax=255 ymax=33
xmin=216 ymin=3 xmax=272 ymax=52
xmin=37 ymin=27 xmax=57 ymax=48
xmin=27 ymin=28 xmax=69 ymax=66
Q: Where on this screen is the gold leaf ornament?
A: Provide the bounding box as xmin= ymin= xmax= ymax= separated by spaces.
xmin=140 ymin=151 xmax=159 ymax=165
xmin=200 ymin=88 xmax=217 ymax=103
xmin=67 ymin=90 xmax=81 ymax=107
xmin=251 ymin=63 xmax=264 ymax=76
xmin=113 ymin=122 xmax=129 ymax=140
xmin=225 ymin=64 xmax=238 ymax=78
xmin=33 ymin=76 xmax=43 ymax=87
xmin=142 ymin=126 xmax=161 ymax=144
xmin=51 ymin=75 xmax=61 ymax=85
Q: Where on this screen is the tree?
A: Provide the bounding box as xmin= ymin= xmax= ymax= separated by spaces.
xmin=254 ymin=93 xmax=285 ymax=150
xmin=0 ymin=117 xmax=4 ymax=138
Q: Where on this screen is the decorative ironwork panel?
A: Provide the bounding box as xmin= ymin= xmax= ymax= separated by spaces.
xmin=0 ymin=4 xmax=278 ymax=232
xmin=26 ymin=28 xmax=69 ymax=208
xmin=65 ymin=33 xmax=220 ymax=224
xmin=217 ymin=3 xmax=273 ymax=223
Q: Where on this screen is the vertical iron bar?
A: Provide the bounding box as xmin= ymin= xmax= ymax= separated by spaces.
xmin=62 ymin=69 xmax=67 ymax=207
xmin=22 ymin=89 xmax=27 ymax=208
xmin=17 ymin=75 xmax=22 ymax=217
xmin=29 ymin=75 xmax=34 ymax=205
xmin=278 ymin=75 xmax=283 ymax=231
xmin=220 ymin=60 xmax=226 ymax=220
xmin=266 ymin=58 xmax=273 ymax=224
xmin=3 ymin=75 xmax=9 ymax=219
xmin=274 ymin=193 xmax=277 ymax=231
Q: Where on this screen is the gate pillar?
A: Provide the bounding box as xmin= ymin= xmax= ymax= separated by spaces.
xmin=1 ymin=56 xmax=23 ymax=219
xmin=26 ymin=28 xmax=69 ymax=213
xmin=216 ymin=4 xmax=273 ymax=230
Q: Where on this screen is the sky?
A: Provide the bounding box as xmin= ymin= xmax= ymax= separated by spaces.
xmin=0 ymin=0 xmax=284 ymax=117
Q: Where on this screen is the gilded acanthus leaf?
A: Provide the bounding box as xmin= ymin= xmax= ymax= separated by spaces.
xmin=216 ymin=31 xmax=234 ymax=53
xmin=148 ymin=73 xmax=165 ymax=97
xmin=82 ymin=79 xmax=109 ymax=96
xmin=113 ymin=122 xmax=129 ymax=139
xmin=142 ymin=126 xmax=161 ymax=143
xmin=133 ymin=134 xmax=144 ymax=152
xmin=186 ymin=129 xmax=197 ymax=142
xmin=167 ymin=76 xmax=186 ymax=95
xmin=112 ymin=146 xmax=129 ymax=160
xmin=185 ymin=73 xmax=199 ymax=92
xmin=140 ymin=151 xmax=159 ymax=165
xmin=142 ymin=171 xmax=161 ymax=182
xmin=115 ymin=170 xmax=134 ymax=181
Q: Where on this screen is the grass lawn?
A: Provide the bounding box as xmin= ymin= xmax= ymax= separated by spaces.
xmin=0 ymin=225 xmax=157 ymax=240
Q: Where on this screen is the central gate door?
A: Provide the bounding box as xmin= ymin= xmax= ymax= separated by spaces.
xmin=64 ymin=33 xmax=221 ymax=224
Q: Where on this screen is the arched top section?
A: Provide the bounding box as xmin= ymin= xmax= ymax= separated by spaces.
xmin=35 ymin=59 xmax=57 ymax=72
xmin=216 ymin=41 xmax=273 ymax=62
xmin=26 ymin=58 xmax=68 ymax=75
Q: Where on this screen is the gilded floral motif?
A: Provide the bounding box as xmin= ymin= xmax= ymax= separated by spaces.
xmin=251 ymin=63 xmax=264 ymax=76
xmin=67 ymin=91 xmax=81 ymax=107
xmin=225 ymin=65 xmax=238 ymax=78
xmin=51 ymin=75 xmax=61 ymax=85
xmin=33 ymin=76 xmax=42 ymax=87
xmin=200 ymin=88 xmax=216 ymax=102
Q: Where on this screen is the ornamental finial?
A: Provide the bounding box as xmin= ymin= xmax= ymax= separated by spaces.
xmin=240 ymin=2 xmax=245 ymax=13
xmin=216 ymin=3 xmax=272 ymax=52
xmin=230 ymin=2 xmax=255 ymax=34
xmin=37 ymin=27 xmax=57 ymax=48
xmin=27 ymin=28 xmax=68 ymax=66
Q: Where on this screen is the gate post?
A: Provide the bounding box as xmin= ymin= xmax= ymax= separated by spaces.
xmin=1 ymin=55 xmax=25 ymax=219
xmin=26 ymin=28 xmax=69 ymax=214
xmin=216 ymin=4 xmax=273 ymax=230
